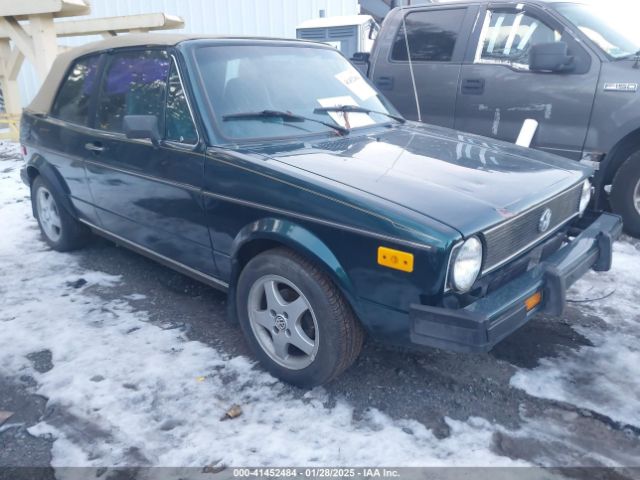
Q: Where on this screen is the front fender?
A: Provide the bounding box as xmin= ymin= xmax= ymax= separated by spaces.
xmin=227 ymin=217 xmax=360 ymax=323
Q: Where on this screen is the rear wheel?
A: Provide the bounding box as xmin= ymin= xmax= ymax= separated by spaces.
xmin=611 ymin=151 xmax=640 ymax=237
xmin=32 ymin=176 xmax=89 ymax=251
xmin=236 ymin=248 xmax=364 ymax=387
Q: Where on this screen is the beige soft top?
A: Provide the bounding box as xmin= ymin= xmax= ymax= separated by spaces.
xmin=27 ymin=33 xmax=310 ymax=115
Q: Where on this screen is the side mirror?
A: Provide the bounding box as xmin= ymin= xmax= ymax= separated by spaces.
xmin=351 ymin=52 xmax=371 ymax=63
xmin=368 ymin=22 xmax=379 ymax=40
xmin=529 ymin=41 xmax=574 ymax=73
xmin=123 ymin=115 xmax=161 ymax=146
xmin=351 ymin=52 xmax=371 ymax=75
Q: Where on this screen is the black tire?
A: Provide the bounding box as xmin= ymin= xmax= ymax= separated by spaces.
xmin=611 ymin=151 xmax=640 ymax=237
xmin=236 ymin=248 xmax=364 ymax=388
xmin=31 ymin=176 xmax=89 ymax=251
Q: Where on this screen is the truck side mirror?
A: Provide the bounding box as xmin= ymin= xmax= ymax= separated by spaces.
xmin=368 ymin=22 xmax=379 ymax=40
xmin=351 ymin=52 xmax=371 ymax=75
xmin=352 ymin=52 xmax=370 ymax=63
xmin=529 ymin=42 xmax=575 ymax=73
xmin=123 ymin=115 xmax=161 ymax=146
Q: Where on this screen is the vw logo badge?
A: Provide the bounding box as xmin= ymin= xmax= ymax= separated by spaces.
xmin=539 ymin=208 xmax=552 ymax=233
xmin=274 ymin=315 xmax=287 ymax=331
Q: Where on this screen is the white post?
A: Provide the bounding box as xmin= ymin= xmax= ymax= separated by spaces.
xmin=28 ymin=13 xmax=58 ymax=81
xmin=0 ymin=39 xmax=22 ymax=115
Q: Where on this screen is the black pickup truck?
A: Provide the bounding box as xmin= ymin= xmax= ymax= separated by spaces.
xmin=353 ymin=0 xmax=640 ymax=236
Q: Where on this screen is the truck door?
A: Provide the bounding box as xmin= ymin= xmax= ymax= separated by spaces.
xmin=370 ymin=6 xmax=476 ymax=126
xmin=454 ymin=5 xmax=598 ymax=160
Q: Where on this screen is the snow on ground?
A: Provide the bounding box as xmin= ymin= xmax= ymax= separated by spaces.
xmin=2 ymin=140 xmax=639 ymax=471
xmin=0 ymin=143 xmax=526 ymax=468
xmin=511 ymin=241 xmax=640 ymax=428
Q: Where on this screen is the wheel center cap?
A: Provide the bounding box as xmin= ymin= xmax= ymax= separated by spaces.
xmin=274 ymin=314 xmax=287 ymax=331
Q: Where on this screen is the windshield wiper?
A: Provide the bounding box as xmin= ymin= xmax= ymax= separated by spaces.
xmin=314 ymin=105 xmax=406 ymax=124
xmin=222 ymin=110 xmax=349 ymax=135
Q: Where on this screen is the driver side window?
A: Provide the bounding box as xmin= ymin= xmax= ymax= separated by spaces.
xmin=478 ymin=11 xmax=561 ymax=67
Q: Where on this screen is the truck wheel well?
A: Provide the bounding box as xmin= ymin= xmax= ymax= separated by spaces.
xmin=604 ymin=129 xmax=640 ymax=185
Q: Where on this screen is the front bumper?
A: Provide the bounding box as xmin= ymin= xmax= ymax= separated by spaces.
xmin=409 ymin=213 xmax=623 ymax=353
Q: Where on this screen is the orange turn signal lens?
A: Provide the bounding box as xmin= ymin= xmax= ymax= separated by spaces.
xmin=525 ymin=291 xmax=543 ymax=312
xmin=377 ymin=247 xmax=414 ymax=273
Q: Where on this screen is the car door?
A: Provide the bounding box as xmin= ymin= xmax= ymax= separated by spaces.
xmin=370 ymin=6 xmax=475 ymax=126
xmin=454 ymin=5 xmax=598 ymax=160
xmin=36 ymin=53 xmax=104 ymax=224
xmin=84 ymin=49 xmax=218 ymax=277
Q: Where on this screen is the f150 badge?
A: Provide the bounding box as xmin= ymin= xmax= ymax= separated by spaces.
xmin=604 ymin=83 xmax=638 ymax=92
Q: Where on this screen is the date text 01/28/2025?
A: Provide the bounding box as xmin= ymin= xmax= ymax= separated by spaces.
xmin=232 ymin=468 xmax=400 ymax=477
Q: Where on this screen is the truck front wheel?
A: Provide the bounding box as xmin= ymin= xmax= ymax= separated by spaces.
xmin=611 ymin=151 xmax=640 ymax=237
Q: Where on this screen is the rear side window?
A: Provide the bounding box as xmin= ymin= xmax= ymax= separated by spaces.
xmin=391 ymin=9 xmax=467 ymax=62
xmin=96 ymin=50 xmax=170 ymax=133
xmin=51 ymin=55 xmax=100 ymax=125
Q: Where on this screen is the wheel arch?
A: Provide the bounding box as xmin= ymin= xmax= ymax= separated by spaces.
xmin=27 ymin=155 xmax=78 ymax=219
xmin=226 ymin=217 xmax=360 ymax=325
xmin=602 ymin=127 xmax=640 ymax=187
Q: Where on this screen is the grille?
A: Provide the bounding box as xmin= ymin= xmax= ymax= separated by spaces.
xmin=329 ymin=26 xmax=356 ymax=38
xmin=482 ymin=184 xmax=582 ymax=273
xmin=298 ymin=29 xmax=327 ymax=40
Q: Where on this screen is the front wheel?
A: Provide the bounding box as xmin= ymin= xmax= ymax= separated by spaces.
xmin=611 ymin=151 xmax=640 ymax=237
xmin=236 ymin=248 xmax=364 ymax=388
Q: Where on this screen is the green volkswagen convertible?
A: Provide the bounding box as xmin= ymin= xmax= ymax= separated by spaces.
xmin=20 ymin=34 xmax=622 ymax=387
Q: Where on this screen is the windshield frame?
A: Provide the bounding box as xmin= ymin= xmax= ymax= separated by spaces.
xmin=551 ymin=1 xmax=640 ymax=61
xmin=182 ymin=39 xmax=401 ymax=146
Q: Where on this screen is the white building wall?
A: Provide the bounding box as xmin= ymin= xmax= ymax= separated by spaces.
xmin=17 ymin=0 xmax=359 ymax=105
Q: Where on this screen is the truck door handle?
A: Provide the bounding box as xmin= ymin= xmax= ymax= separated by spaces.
xmin=84 ymin=142 xmax=105 ymax=154
xmin=461 ymin=78 xmax=485 ymax=95
xmin=375 ymin=76 xmax=394 ymax=91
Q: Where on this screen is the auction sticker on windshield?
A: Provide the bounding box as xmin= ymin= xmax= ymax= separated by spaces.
xmin=335 ymin=67 xmax=377 ymax=101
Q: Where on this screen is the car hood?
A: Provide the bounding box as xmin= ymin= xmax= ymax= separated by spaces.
xmin=246 ymin=123 xmax=590 ymax=236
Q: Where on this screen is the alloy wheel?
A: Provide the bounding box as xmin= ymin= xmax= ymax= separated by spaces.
xmin=247 ymin=274 xmax=319 ymax=370
xmin=36 ymin=187 xmax=62 ymax=242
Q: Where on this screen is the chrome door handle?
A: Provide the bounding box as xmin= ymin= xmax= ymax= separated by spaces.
xmin=84 ymin=142 xmax=104 ymax=153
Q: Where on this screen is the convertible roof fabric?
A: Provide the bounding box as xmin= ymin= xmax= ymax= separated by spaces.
xmin=27 ymin=33 xmax=310 ymax=115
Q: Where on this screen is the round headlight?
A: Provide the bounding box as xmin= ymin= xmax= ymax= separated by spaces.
xmin=450 ymin=237 xmax=483 ymax=293
xmin=579 ymin=180 xmax=592 ymax=214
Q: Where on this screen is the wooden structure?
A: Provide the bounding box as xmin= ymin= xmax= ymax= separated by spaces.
xmin=0 ymin=0 xmax=184 ymax=139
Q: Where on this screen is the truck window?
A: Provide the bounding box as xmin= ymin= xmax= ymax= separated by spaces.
xmin=51 ymin=55 xmax=100 ymax=126
xmin=391 ymin=9 xmax=467 ymax=62
xmin=477 ymin=11 xmax=560 ymax=68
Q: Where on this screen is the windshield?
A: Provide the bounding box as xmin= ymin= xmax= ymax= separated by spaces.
xmin=193 ymin=44 xmax=398 ymax=140
xmin=553 ymin=2 xmax=640 ymax=59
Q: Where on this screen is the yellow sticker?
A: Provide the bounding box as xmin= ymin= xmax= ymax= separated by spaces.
xmin=377 ymin=247 xmax=414 ymax=273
